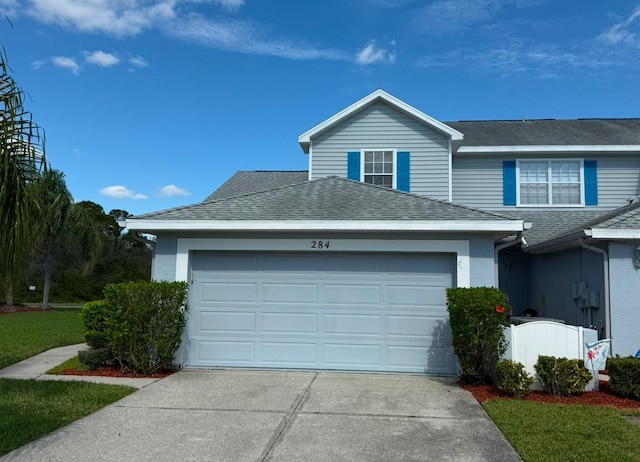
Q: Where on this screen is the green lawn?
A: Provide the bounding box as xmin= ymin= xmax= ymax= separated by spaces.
xmin=484 ymin=399 xmax=640 ymax=462
xmin=0 ymin=378 xmax=135 ymax=456
xmin=0 ymin=310 xmax=85 ymax=369
xmin=0 ymin=310 xmax=136 ymax=457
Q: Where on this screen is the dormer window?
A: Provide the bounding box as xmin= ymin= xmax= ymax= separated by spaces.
xmin=364 ymin=150 xmax=394 ymax=187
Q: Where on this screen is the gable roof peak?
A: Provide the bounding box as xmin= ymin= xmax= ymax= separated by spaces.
xmin=298 ymin=89 xmax=463 ymax=153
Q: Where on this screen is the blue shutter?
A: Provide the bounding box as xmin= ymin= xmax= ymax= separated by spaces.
xmin=584 ymin=160 xmax=598 ymax=206
xmin=503 ymin=160 xmax=517 ymax=206
xmin=347 ymin=152 xmax=361 ymax=181
xmin=397 ymin=152 xmax=410 ymax=192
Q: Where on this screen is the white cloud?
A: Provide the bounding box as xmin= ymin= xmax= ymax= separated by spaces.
xmin=159 ymin=184 xmax=190 ymax=197
xmin=31 ymin=60 xmax=46 ymax=70
xmin=212 ymin=0 xmax=245 ymax=10
xmin=355 ymin=41 xmax=396 ymax=65
xmin=415 ymin=40 xmax=623 ymax=77
xmin=597 ymin=6 xmax=640 ymax=46
xmin=166 ymin=15 xmax=349 ymax=61
xmin=51 ymin=56 xmax=81 ymax=74
xmin=100 ymin=185 xmax=148 ymax=200
xmin=84 ymin=50 xmax=120 ymax=67
xmin=412 ymin=0 xmax=507 ymax=34
xmin=27 ymin=0 xmax=177 ymax=37
xmin=129 ymin=55 xmax=149 ymax=68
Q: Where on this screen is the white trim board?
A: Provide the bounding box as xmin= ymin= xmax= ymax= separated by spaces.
xmin=127 ymin=219 xmax=524 ymax=232
xmin=457 ymin=145 xmax=640 ymax=154
xmin=175 ymin=238 xmax=471 ymax=288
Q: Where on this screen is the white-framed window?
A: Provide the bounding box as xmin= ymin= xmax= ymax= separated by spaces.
xmin=362 ymin=150 xmax=396 ymax=188
xmin=517 ymin=159 xmax=584 ymax=206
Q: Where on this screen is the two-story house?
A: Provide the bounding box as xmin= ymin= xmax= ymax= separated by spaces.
xmin=127 ymin=89 xmax=640 ymax=373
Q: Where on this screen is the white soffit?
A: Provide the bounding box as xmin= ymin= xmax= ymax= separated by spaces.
xmin=298 ymin=89 xmax=464 ymax=153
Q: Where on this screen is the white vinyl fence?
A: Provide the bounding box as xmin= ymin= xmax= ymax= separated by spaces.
xmin=503 ymin=321 xmax=599 ymax=391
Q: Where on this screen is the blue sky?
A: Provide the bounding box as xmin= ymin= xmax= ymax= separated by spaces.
xmin=2 ymin=0 xmax=640 ymax=216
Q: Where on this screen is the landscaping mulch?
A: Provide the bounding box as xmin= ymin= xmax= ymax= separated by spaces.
xmin=58 ymin=365 xmax=175 ymax=379
xmin=462 ymin=380 xmax=640 ymax=409
xmin=0 ymin=305 xmax=44 ymax=315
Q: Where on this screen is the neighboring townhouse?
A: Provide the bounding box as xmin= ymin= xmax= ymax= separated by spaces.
xmin=127 ymin=89 xmax=640 ymax=373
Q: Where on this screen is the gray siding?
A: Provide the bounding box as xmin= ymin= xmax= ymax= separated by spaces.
xmin=452 ymin=154 xmax=640 ymax=211
xmin=609 ymin=242 xmax=640 ymax=356
xmin=310 ymin=102 xmax=451 ymax=200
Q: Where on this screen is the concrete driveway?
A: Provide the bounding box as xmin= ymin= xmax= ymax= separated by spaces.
xmin=2 ymin=370 xmax=521 ymax=462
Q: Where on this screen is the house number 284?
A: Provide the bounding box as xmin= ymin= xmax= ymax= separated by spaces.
xmin=311 ymin=240 xmax=330 ymax=249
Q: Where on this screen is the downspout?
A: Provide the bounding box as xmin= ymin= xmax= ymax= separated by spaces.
xmin=579 ymin=239 xmax=611 ymax=341
xmin=494 ymin=232 xmax=524 ymax=288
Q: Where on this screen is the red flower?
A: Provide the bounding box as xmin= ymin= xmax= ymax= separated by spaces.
xmin=495 ymin=305 xmax=505 ymax=314
xmin=451 ymin=341 xmax=456 ymax=347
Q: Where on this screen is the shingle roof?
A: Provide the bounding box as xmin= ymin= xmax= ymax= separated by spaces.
xmin=500 ymin=210 xmax=605 ymax=246
xmin=204 ymin=171 xmax=309 ymax=201
xmin=136 ymin=176 xmax=515 ymax=222
xmin=578 ymin=201 xmax=640 ymax=230
xmin=447 ymin=119 xmax=640 ymax=147
xmin=502 ymin=201 xmax=640 ymax=249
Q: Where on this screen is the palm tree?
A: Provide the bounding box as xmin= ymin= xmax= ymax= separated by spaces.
xmin=0 ymin=48 xmax=45 ymax=306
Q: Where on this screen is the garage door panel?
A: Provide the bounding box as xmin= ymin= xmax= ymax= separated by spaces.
xmin=200 ymin=311 xmax=256 ymax=333
xmin=197 ymin=340 xmax=255 ymax=363
xmin=324 ymin=344 xmax=381 ymax=367
xmin=322 ymin=254 xmax=382 ymax=273
xmin=323 ymin=284 xmax=381 ymax=305
xmin=387 ymin=285 xmax=446 ymax=306
xmin=201 ymin=282 xmax=257 ymax=303
xmin=324 ymin=314 xmax=381 ymax=335
xmin=188 ymin=251 xmax=456 ymax=374
xmin=260 ymin=342 xmax=317 ymax=364
xmin=262 ymin=283 xmax=318 ymax=303
xmin=195 ymin=254 xmax=258 ymax=273
xmin=263 ymin=254 xmax=319 ymax=272
xmin=261 ymin=312 xmax=318 ymax=334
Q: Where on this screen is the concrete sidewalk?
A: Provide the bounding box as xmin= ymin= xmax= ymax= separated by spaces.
xmin=0 ymin=344 xmax=160 ymax=389
xmin=1 ymin=370 xmax=522 ymax=462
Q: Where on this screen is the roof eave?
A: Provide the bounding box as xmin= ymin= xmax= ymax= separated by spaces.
xmin=456 ymin=145 xmax=640 ymax=155
xmin=126 ymin=219 xmax=524 ymax=233
xmin=298 ymin=89 xmax=463 ymax=153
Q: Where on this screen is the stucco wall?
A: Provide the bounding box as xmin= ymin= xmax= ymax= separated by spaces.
xmin=609 ymin=242 xmax=640 ymax=356
xmin=153 ymin=234 xmax=177 ymax=282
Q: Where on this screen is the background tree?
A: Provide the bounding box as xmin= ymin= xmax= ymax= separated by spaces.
xmin=0 ymin=48 xmax=45 ymax=305
xmin=30 ymin=168 xmax=102 ymax=308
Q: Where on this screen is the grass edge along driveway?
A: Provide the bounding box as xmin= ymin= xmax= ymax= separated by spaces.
xmin=484 ymin=399 xmax=640 ymax=462
xmin=0 ymin=310 xmax=136 ymax=457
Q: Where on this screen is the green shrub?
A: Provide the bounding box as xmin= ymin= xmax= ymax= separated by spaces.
xmin=495 ymin=360 xmax=533 ymax=398
xmin=607 ymin=357 xmax=640 ymax=401
xmin=84 ymin=330 xmax=109 ymax=349
xmin=103 ymin=281 xmax=188 ymax=375
xmin=534 ymin=355 xmax=592 ymax=396
xmin=80 ymin=300 xmax=110 ymax=332
xmin=78 ymin=348 xmax=112 ymax=370
xmin=446 ymin=287 xmax=511 ymax=384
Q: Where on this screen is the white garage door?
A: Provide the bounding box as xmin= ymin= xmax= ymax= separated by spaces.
xmin=188 ymin=252 xmax=456 ymax=374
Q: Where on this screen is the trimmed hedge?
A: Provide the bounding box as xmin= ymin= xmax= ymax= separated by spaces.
xmin=78 ymin=348 xmax=112 ymax=370
xmin=534 ymin=355 xmax=592 ymax=396
xmin=104 ymin=281 xmax=188 ymax=375
xmin=608 ymin=357 xmax=640 ymax=401
xmin=495 ymin=359 xmax=533 ymax=398
xmin=447 ymin=287 xmax=511 ymax=384
xmin=80 ymin=300 xmax=110 ymax=332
